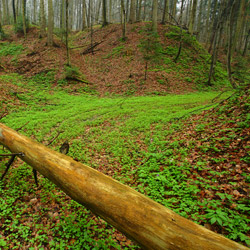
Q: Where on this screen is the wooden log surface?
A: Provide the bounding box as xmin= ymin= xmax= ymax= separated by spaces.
xmin=0 ymin=123 xmax=248 ymax=250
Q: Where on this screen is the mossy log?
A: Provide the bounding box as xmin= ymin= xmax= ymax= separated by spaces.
xmin=0 ymin=123 xmax=248 ymax=250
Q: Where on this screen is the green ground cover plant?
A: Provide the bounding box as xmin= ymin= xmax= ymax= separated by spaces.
xmin=0 ymin=73 xmax=249 ymax=249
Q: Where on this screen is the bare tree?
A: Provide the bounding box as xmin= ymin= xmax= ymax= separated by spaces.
xmin=22 ymin=0 xmax=27 ymax=38
xmin=12 ymin=0 xmax=16 ymax=24
xmin=66 ymin=0 xmax=70 ymax=65
xmin=161 ymin=0 xmax=169 ymax=24
xmin=39 ymin=0 xmax=46 ymax=37
xmin=129 ymin=0 xmax=136 ymax=23
xmin=102 ymin=0 xmax=108 ymax=26
xmin=47 ymin=0 xmax=54 ymax=46
xmin=121 ymin=0 xmax=126 ymax=40
xmin=152 ymin=0 xmax=158 ymax=32
xmin=82 ymin=0 xmax=87 ymax=30
xmin=189 ymin=0 xmax=197 ymax=35
xmin=33 ymin=0 xmax=36 ymax=23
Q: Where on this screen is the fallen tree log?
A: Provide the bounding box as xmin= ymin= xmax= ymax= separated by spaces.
xmin=0 ymin=123 xmax=248 ymax=250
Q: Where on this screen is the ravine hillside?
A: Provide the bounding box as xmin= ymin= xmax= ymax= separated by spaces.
xmin=0 ymin=22 xmax=250 ymax=250
xmin=0 ymin=22 xmax=231 ymax=97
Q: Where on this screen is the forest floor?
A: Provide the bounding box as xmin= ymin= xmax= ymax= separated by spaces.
xmin=0 ymin=23 xmax=250 ymax=249
xmin=0 ymin=22 xmax=231 ymax=96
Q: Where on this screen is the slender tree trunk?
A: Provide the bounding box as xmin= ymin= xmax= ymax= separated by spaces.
xmin=90 ymin=9 xmax=94 ymax=54
xmin=143 ymin=0 xmax=146 ymax=21
xmin=227 ymin=0 xmax=237 ymax=89
xmin=196 ymin=0 xmax=203 ymax=39
xmin=0 ymin=6 xmax=3 ymax=39
xmin=61 ymin=0 xmax=65 ymax=31
xmin=137 ymin=0 xmax=142 ymax=22
xmin=174 ymin=0 xmax=185 ymax=63
xmin=12 ymin=0 xmax=16 ymax=24
xmin=233 ymin=0 xmax=246 ymax=52
xmin=172 ymin=0 xmax=177 ymax=19
xmin=238 ymin=4 xmax=248 ymax=52
xmin=102 ymin=0 xmax=108 ymax=26
xmin=47 ymin=0 xmax=54 ymax=46
xmin=207 ymin=31 xmax=218 ymax=86
xmin=208 ymin=0 xmax=229 ymax=85
xmin=33 ymin=0 xmax=36 ymax=23
xmin=205 ymin=0 xmax=211 ymax=43
xmin=243 ymin=28 xmax=250 ymax=56
xmin=188 ymin=0 xmax=197 ymax=35
xmin=66 ymin=0 xmax=70 ymax=65
xmin=109 ymin=0 xmax=112 ymax=22
xmin=82 ymin=0 xmax=87 ymax=30
xmin=161 ymin=0 xmax=169 ymax=24
xmin=2 ymin=0 xmax=7 ymax=25
xmin=121 ymin=0 xmax=126 ymax=40
xmin=126 ymin=0 xmax=130 ymax=21
xmin=129 ymin=0 xmax=136 ymax=23
xmin=208 ymin=0 xmax=218 ymax=49
xmin=95 ymin=0 xmax=102 ymax=23
xmin=22 ymin=0 xmax=27 ymax=38
xmin=39 ymin=0 xmax=46 ymax=37
xmin=185 ymin=0 xmax=192 ymax=27
xmin=152 ymin=0 xmax=158 ymax=33
xmin=69 ymin=0 xmax=73 ymax=30
xmin=15 ymin=0 xmax=19 ymax=16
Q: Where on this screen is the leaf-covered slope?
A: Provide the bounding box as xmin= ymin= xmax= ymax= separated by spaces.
xmin=0 ymin=23 xmax=230 ymax=96
xmin=134 ymin=87 xmax=250 ymax=245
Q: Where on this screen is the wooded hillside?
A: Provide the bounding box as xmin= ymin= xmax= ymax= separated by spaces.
xmin=0 ymin=0 xmax=249 ymax=249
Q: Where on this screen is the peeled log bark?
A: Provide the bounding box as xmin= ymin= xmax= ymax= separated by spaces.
xmin=0 ymin=123 xmax=248 ymax=250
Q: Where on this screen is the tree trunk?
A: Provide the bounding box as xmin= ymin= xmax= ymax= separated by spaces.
xmin=2 ymin=0 xmax=7 ymax=24
xmin=171 ymin=0 xmax=177 ymax=19
xmin=109 ymin=0 xmax=112 ymax=23
xmin=208 ymin=0 xmax=218 ymax=49
xmin=47 ymin=0 xmax=54 ymax=46
xmin=66 ymin=0 xmax=70 ymax=65
xmin=137 ymin=0 xmax=142 ymax=22
xmin=227 ymin=0 xmax=237 ymax=89
xmin=95 ymin=0 xmax=102 ymax=23
xmin=121 ymin=0 xmax=126 ymax=40
xmin=0 ymin=7 xmax=3 ymax=39
xmin=82 ymin=0 xmax=87 ymax=30
xmin=174 ymin=0 xmax=185 ymax=63
xmin=205 ymin=0 xmax=211 ymax=42
xmin=12 ymin=0 xmax=16 ymax=24
xmin=126 ymin=0 xmax=130 ymax=21
xmin=196 ymin=0 xmax=203 ymax=39
xmin=242 ymin=27 xmax=250 ymax=57
xmin=161 ymin=0 xmax=169 ymax=24
xmin=129 ymin=0 xmax=136 ymax=23
xmin=102 ymin=0 xmax=108 ymax=26
xmin=184 ymin=0 xmax=192 ymax=27
xmin=188 ymin=0 xmax=197 ymax=35
xmin=232 ymin=0 xmax=242 ymax=52
xmin=22 ymin=0 xmax=26 ymax=38
xmin=152 ymin=0 xmax=158 ymax=33
xmin=33 ymin=0 xmax=36 ymax=23
xmin=0 ymin=124 xmax=248 ymax=250
xmin=39 ymin=0 xmax=46 ymax=38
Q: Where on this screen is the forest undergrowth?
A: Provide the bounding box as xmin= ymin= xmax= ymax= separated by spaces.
xmin=0 ymin=71 xmax=249 ymax=249
xmin=0 ymin=23 xmax=250 ymax=249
